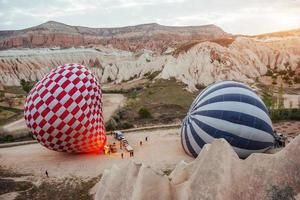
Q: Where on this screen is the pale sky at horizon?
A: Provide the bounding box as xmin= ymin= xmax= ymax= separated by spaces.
xmin=0 ymin=0 xmax=299 ymax=35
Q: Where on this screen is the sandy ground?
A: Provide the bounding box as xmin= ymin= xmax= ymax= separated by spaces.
xmin=0 ymin=128 xmax=192 ymax=178
xmin=273 ymin=121 xmax=300 ymax=143
xmin=0 ymin=120 xmax=299 ymax=179
xmin=1 ymin=93 xmax=125 ymax=135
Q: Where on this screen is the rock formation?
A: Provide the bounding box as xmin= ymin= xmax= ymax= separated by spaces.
xmin=94 ymin=136 xmax=300 ymax=200
xmin=1 ymin=36 xmax=299 ymax=90
xmin=0 ymin=22 xmax=299 ymax=90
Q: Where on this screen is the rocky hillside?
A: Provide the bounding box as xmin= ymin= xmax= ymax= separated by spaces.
xmin=0 ymin=21 xmax=230 ymax=52
xmin=0 ymin=35 xmax=299 ymax=90
xmin=94 ymin=137 xmax=300 ymax=200
xmin=0 ymin=22 xmax=299 ymax=90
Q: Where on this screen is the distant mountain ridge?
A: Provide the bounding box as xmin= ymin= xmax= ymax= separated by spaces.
xmin=0 ymin=21 xmax=230 ymax=52
xmin=0 ymin=22 xmax=299 ymax=89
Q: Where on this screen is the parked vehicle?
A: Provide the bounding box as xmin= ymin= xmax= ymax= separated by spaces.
xmin=122 ymin=139 xmax=129 ymax=147
xmin=113 ymin=131 xmax=125 ymax=141
xmin=125 ymin=144 xmax=134 ymax=153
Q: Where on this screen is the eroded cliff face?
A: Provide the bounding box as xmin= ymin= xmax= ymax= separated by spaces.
xmin=160 ymin=37 xmax=300 ymax=90
xmin=94 ymin=136 xmax=300 ymax=200
xmin=0 ymin=36 xmax=299 ymax=90
xmin=0 ymin=47 xmax=168 ymax=85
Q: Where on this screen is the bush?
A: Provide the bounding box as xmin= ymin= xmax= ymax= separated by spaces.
xmin=127 ymin=90 xmax=138 ymax=99
xmin=105 ymin=118 xmax=117 ymax=131
xmin=119 ymin=122 xmax=134 ymax=129
xmin=0 ymin=135 xmax=14 ymax=143
xmin=138 ymin=107 xmax=151 ymax=118
xmin=270 ymin=109 xmax=300 ymax=121
xmin=20 ymin=79 xmax=37 ymax=93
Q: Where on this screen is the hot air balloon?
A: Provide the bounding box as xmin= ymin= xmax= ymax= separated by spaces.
xmin=181 ymin=81 xmax=275 ymax=158
xmin=24 ymin=64 xmax=106 ymax=153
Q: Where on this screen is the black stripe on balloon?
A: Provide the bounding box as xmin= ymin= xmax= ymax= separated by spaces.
xmin=180 ymin=121 xmax=189 ymax=156
xmin=187 ymin=119 xmax=206 ymax=149
xmin=191 ymin=117 xmax=274 ymax=150
xmin=193 ymin=93 xmax=269 ymax=115
xmin=193 ymin=110 xmax=274 ymax=136
xmin=183 ymin=120 xmax=198 ymax=158
xmin=191 ymin=83 xmax=252 ymax=110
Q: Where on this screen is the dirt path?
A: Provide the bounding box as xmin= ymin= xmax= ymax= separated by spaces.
xmin=0 ymin=128 xmax=192 ymax=178
xmin=1 ymin=93 xmax=125 ymax=136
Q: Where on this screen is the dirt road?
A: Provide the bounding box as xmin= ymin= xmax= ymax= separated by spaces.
xmin=0 ymin=128 xmax=192 ymax=178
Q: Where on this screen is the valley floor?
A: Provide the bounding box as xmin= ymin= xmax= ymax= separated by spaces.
xmin=0 ymin=128 xmax=191 ymax=178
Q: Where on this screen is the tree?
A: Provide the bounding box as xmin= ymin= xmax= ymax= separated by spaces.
xmin=277 ymin=84 xmax=284 ymax=110
xmin=20 ymin=79 xmax=36 ymax=94
xmin=138 ymin=107 xmax=151 ymax=118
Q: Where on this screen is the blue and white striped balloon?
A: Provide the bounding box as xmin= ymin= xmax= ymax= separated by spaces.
xmin=181 ymin=81 xmax=275 ymax=158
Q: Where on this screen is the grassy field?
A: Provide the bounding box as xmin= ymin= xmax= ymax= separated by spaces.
xmin=106 ymin=78 xmax=197 ymax=129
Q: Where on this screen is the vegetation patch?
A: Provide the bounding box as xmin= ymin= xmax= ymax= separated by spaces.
xmin=20 ymin=79 xmax=37 ymax=94
xmin=105 ymin=78 xmax=196 ymax=129
xmin=138 ymin=107 xmax=152 ymax=119
xmin=264 ymin=62 xmax=298 ymax=86
xmin=261 ymin=84 xmax=300 ymax=121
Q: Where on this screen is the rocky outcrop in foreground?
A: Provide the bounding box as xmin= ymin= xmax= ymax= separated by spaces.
xmin=95 ymin=136 xmax=300 ymax=200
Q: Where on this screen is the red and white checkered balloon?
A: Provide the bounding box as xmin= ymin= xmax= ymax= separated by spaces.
xmin=24 ymin=64 xmax=106 ymax=153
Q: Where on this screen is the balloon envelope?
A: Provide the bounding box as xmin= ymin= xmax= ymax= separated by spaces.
xmin=24 ymin=64 xmax=106 ymax=153
xmin=181 ymin=81 xmax=275 ymax=158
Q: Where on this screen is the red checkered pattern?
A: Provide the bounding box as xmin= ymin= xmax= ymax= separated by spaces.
xmin=24 ymin=64 xmax=106 ymax=153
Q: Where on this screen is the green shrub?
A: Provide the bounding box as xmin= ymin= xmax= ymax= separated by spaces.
xmin=20 ymin=79 xmax=37 ymax=94
xmin=119 ymin=122 xmax=134 ymax=129
xmin=270 ymin=109 xmax=300 ymax=121
xmin=127 ymin=90 xmax=138 ymax=99
xmin=105 ymin=118 xmax=117 ymax=131
xmin=0 ymin=135 xmax=14 ymax=143
xmin=138 ymin=107 xmax=151 ymax=118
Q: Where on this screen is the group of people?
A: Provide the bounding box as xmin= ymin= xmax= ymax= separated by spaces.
xmin=120 ymin=136 xmax=148 ymax=159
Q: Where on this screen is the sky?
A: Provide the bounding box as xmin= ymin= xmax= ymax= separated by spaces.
xmin=0 ymin=0 xmax=299 ymax=35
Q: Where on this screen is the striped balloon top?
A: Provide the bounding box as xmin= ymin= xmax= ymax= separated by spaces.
xmin=181 ymin=81 xmax=275 ymax=158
